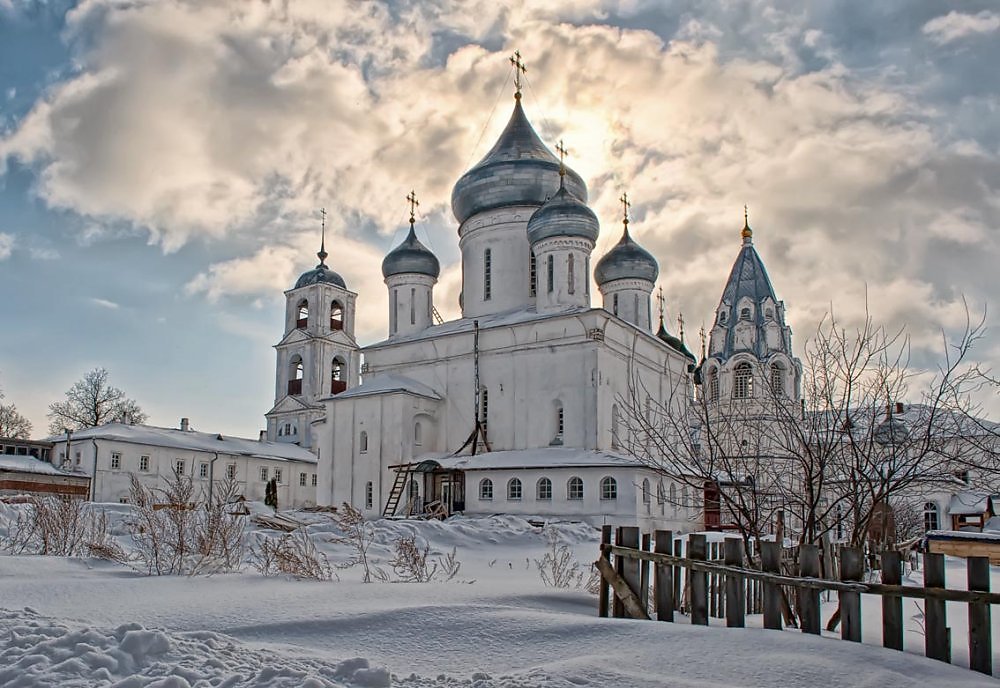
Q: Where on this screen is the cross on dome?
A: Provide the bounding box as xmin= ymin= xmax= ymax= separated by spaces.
xmin=406 ymin=190 xmax=419 ymax=225
xmin=620 ymin=192 xmax=631 ymax=227
xmin=509 ymin=50 xmax=527 ymax=99
xmin=317 ymin=207 xmax=328 ymax=266
xmin=555 ymin=139 xmax=567 ymax=177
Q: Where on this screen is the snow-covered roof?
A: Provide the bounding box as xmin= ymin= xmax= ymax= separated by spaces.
xmin=947 ymin=490 xmax=994 ymax=516
xmin=427 ymin=447 xmax=646 ymax=472
xmin=0 ymin=455 xmax=83 ymax=477
xmin=52 ymin=424 xmax=317 ymax=464
xmin=332 ymin=374 xmax=442 ymax=401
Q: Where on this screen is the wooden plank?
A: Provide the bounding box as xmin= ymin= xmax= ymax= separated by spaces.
xmin=654 ymin=530 xmax=674 ymax=622
xmin=598 ymin=525 xmax=612 ymax=618
xmin=799 ymin=544 xmax=821 ymax=635
xmin=594 ymin=556 xmax=650 ymax=620
xmin=613 ymin=527 xmax=625 ymax=618
xmin=673 ymin=539 xmax=682 ymax=615
xmin=620 ymin=527 xmax=642 ymax=620
xmin=881 ymin=550 xmax=903 ymax=651
xmin=689 ymin=534 xmax=709 ymax=625
xmin=725 ymin=537 xmax=745 ymax=628
xmin=639 ymin=533 xmax=651 ymax=612
xmin=967 ymin=556 xmax=992 ymax=675
xmin=840 ymin=547 xmax=863 ymax=642
xmin=924 ymin=552 xmax=950 ymax=663
xmin=761 ymin=540 xmax=782 ymax=630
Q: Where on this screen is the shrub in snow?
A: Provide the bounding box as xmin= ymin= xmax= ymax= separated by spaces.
xmin=248 ymin=529 xmax=334 ymax=581
xmin=534 ymin=527 xmax=585 ymax=589
xmin=0 ymin=496 xmax=126 ymax=562
xmin=331 ymin=503 xmax=384 ymax=583
xmin=388 ymin=535 xmax=462 ymax=583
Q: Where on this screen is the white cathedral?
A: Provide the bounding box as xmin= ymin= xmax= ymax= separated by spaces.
xmin=262 ymin=76 xmax=801 ymax=534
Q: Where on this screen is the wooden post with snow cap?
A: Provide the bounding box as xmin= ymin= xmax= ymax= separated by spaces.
xmin=799 ymin=544 xmax=821 ymax=635
xmin=689 ymin=534 xmax=709 ymax=625
xmin=923 ymin=551 xmax=950 ymax=662
xmin=724 ymin=537 xmax=745 ymax=628
xmin=654 ymin=530 xmax=674 ymax=622
xmin=598 ymin=525 xmax=612 ymax=618
xmin=839 ymin=547 xmax=863 ymax=642
xmin=880 ymin=550 xmax=903 ymax=651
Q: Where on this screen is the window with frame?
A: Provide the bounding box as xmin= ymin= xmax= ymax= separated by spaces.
xmin=175 ymin=459 xmax=185 ymax=476
xmin=360 ymin=430 xmax=368 ymax=453
xmin=365 ymin=481 xmax=373 ymax=509
xmin=274 ymin=469 xmax=282 ymax=484
xmin=770 ymin=363 xmax=784 ymax=396
xmin=479 ymin=478 xmax=493 ymax=501
xmin=567 ymin=476 xmax=584 ymax=500
xmin=483 ymin=248 xmax=492 ymax=301
xmin=529 ymin=252 xmax=537 ymax=297
xmin=657 ymin=481 xmax=666 ymax=514
xmin=733 ymin=362 xmax=753 ymax=399
xmin=641 ymin=478 xmax=651 ymax=505
xmin=537 ymin=477 xmax=552 ymax=500
xmin=300 ymin=472 xmax=307 ymax=486
xmin=601 ymin=476 xmax=618 ymax=501
xmin=924 ymin=502 xmax=940 ymax=532
xmin=480 ymin=388 xmax=489 ymax=433
xmin=555 ymin=404 xmax=564 ymax=439
xmin=740 ymin=307 xmax=751 ymax=320
xmin=507 ymin=478 xmax=522 ymax=501
xmin=681 ymin=485 xmax=689 ymax=508
xmin=260 ymin=467 xmax=269 ymax=481
xmin=708 ymin=368 xmax=720 ymax=402
xmin=414 ymin=421 xmax=422 ymax=446
xmin=226 ymin=464 xmax=236 ymax=479
xmin=669 ymin=483 xmax=677 ymax=511
xmin=547 ymin=255 xmax=554 ymax=293
xmin=199 ymin=462 xmax=209 ymax=479
xmin=311 ymin=474 xmax=317 ymax=487
xmin=613 ymin=292 xmax=619 ymax=316
xmin=567 ymin=254 xmax=575 ymax=294
xmin=110 ymin=452 xmax=121 ymax=470
xmin=139 ymin=455 xmax=150 ymax=472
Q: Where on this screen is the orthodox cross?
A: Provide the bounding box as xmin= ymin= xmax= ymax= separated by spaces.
xmin=744 ymin=204 xmax=749 ymax=225
xmin=317 ymin=207 xmax=328 ymax=266
xmin=509 ymin=50 xmax=526 ymax=97
xmin=620 ymin=192 xmax=631 ymax=226
xmin=699 ymin=325 xmax=707 ymax=359
xmin=656 ymin=286 xmax=666 ymax=323
xmin=555 ymin=139 xmax=567 ymax=175
xmin=406 ymin=190 xmax=419 ymax=224
xmin=677 ymin=311 xmax=686 ymax=341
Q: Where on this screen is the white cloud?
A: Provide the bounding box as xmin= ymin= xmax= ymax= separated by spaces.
xmin=923 ymin=10 xmax=1000 ymax=45
xmin=89 ymin=297 xmax=120 ymax=310
xmin=0 ymin=233 xmax=13 ymax=260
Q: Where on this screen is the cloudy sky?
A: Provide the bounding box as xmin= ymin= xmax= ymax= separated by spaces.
xmin=1 ymin=0 xmax=998 ymax=438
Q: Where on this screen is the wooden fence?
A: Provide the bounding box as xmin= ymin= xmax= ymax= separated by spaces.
xmin=597 ymin=525 xmax=997 ymax=676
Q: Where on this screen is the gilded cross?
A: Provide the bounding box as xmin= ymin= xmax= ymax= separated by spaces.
xmin=744 ymin=204 xmax=749 ymax=225
xmin=509 ymin=50 xmax=527 ymax=97
xmin=317 ymin=207 xmax=329 ymax=266
xmin=656 ymin=286 xmax=665 ymax=322
xmin=620 ymin=192 xmax=631 ymax=225
xmin=406 ymin=190 xmax=419 ymax=223
xmin=555 ymin=139 xmax=567 ymax=174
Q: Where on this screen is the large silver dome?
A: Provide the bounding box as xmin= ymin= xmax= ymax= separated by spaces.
xmin=451 ymin=98 xmax=587 ymax=225
xmin=294 ymin=264 xmax=346 ymax=290
xmin=526 ymin=182 xmax=599 ymax=245
xmin=382 ymin=225 xmax=440 ymax=279
xmin=594 ymin=227 xmax=659 ymax=285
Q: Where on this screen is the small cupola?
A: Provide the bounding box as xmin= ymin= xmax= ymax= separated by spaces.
xmin=594 ymin=194 xmax=659 ymax=286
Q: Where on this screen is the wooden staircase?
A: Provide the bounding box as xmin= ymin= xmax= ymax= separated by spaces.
xmin=382 ymin=466 xmax=413 ymax=517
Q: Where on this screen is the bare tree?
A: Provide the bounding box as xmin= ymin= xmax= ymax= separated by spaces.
xmin=47 ymin=368 xmax=147 ymax=435
xmin=0 ymin=391 xmax=32 ymax=439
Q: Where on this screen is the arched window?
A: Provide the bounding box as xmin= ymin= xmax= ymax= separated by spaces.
xmin=547 ymin=254 xmax=554 ymax=293
xmin=507 ymin=478 xmax=522 ymax=501
xmin=669 ymin=483 xmax=677 ymax=511
xmin=296 ymin=299 xmax=309 ymax=329
xmin=611 ymin=404 xmax=621 ymax=449
xmin=765 ymin=307 xmax=774 ymax=320
xmin=584 ymin=257 xmax=590 ymax=296
xmin=613 ymin=293 xmax=619 ymax=316
xmin=483 ymin=248 xmax=492 ymax=301
xmin=414 ymin=421 xmax=422 ymax=446
xmin=390 ymin=289 xmax=397 ymax=334
xmin=681 ymin=485 xmax=690 ymax=508
xmin=410 ymin=287 xmax=416 ymax=325
xmin=740 ymin=307 xmax=751 ymax=320
xmin=567 ymin=476 xmax=584 ymax=500
xmin=770 ymin=363 xmax=784 ymax=397
xmin=708 ymin=368 xmax=719 ymax=402
xmin=657 ymin=481 xmax=666 ymax=515
xmin=529 ymin=252 xmax=537 ymax=297
xmin=568 ymin=254 xmax=575 ymax=294
xmin=287 ymin=355 xmax=304 ymax=395
xmin=480 ymin=388 xmax=489 ymax=433
xmin=600 ymin=476 xmax=618 ymax=501
xmin=641 ymin=478 xmax=651 ymax=506
xmin=479 ymin=478 xmax=493 ymax=501
xmin=537 ymin=477 xmax=552 ymax=500
xmin=359 ymin=430 xmax=368 ymax=453
xmin=331 ymin=357 xmax=346 ymax=394
xmin=330 ymin=300 xmax=343 ymax=330
xmin=719 ymin=310 xmax=727 ymax=324
xmin=555 ymin=402 xmax=564 ymax=440
xmin=365 ymin=481 xmax=373 ymax=510
xmin=924 ymin=502 xmax=940 ymax=532
xmin=733 ymin=362 xmax=753 ymax=399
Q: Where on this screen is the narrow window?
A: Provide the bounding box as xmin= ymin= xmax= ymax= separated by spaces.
xmin=365 ymin=481 xmax=373 ymax=509
xmin=175 ymin=459 xmax=185 ymax=476
xmin=719 ymin=311 xmax=727 ymax=325
xmin=537 ymin=477 xmax=552 ymax=500
xmin=300 ymin=472 xmax=307 ymax=486
xmin=682 ymin=485 xmax=689 ymax=508
xmin=410 ymin=287 xmax=415 ymax=325
xmin=733 ymin=362 xmax=753 ymax=399
xmin=427 ymin=291 xmax=432 ymax=321
xmin=507 ymin=478 xmax=522 ymax=501
xmin=547 ymin=255 xmax=554 ymax=293
xmin=613 ymin=293 xmax=619 ymax=316
xmin=669 ymin=483 xmax=677 ymax=511
xmin=274 ymin=469 xmax=282 ymax=483
xmin=311 ymin=473 xmax=317 ymax=487
xmin=414 ymin=421 xmax=422 ymax=446
xmin=529 ymin=252 xmax=537 ymax=296
xmin=567 ymin=254 xmax=575 ymax=294
xmin=260 ymin=467 xmax=268 ymax=481
xmin=611 ymin=404 xmax=621 ymax=449
xmin=556 ymin=405 xmax=564 ymax=438
xmin=483 ymin=248 xmax=492 ymax=301
xmin=770 ymin=363 xmax=784 ymax=396
xmin=642 ymin=478 xmax=651 ymax=506
xmin=601 ymin=476 xmax=618 ymax=500
xmin=924 ymin=502 xmax=940 ymax=532
xmin=390 ymin=289 xmax=397 ymax=334
xmin=360 ymin=431 xmax=368 ymax=453
xmin=634 ymin=293 xmax=639 ymax=319
xmin=584 ymin=257 xmax=590 ymax=296
xmin=479 ymin=478 xmax=494 ymax=500
xmin=226 ymin=464 xmax=236 ymax=479
xmin=741 ymin=307 xmax=751 ymax=320
xmin=288 ymin=356 xmax=304 ymax=396
xmin=567 ymin=477 xmax=584 ymax=500
xmin=657 ymin=481 xmax=666 ymax=515
xmin=199 ymin=462 xmax=209 ymax=479
xmin=330 ymin=300 xmax=343 ymax=330
xmin=296 ymin=299 xmax=309 ymax=329
xmin=480 ymin=388 xmax=489 ymax=433
xmin=708 ymin=369 xmax=720 ymax=402
xmin=331 ymin=357 xmax=346 ymax=394
xmin=139 ymin=455 xmax=149 ymax=472
xmin=110 ymin=452 xmax=121 ymax=470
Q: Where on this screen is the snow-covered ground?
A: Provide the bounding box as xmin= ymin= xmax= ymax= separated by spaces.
xmin=0 ymin=508 xmax=997 ymax=687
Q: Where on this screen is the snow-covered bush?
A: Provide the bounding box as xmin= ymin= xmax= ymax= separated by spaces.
xmin=0 ymin=497 xmax=124 ymax=562
xmin=330 ymin=503 xmax=384 ymax=583
xmin=248 ymin=529 xmax=334 ymax=581
xmin=388 ymin=535 xmax=462 ymax=583
xmin=534 ymin=527 xmax=585 ymax=588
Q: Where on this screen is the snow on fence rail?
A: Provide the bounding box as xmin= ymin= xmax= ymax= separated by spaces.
xmin=596 ymin=525 xmax=996 ymax=676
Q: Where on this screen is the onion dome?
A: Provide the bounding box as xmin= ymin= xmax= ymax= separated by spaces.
xmin=451 ymin=98 xmax=587 ymax=225
xmin=595 ymin=225 xmax=659 ymax=285
xmin=656 ymin=317 xmax=697 ymax=370
xmin=295 ymin=229 xmax=346 ymax=289
xmin=874 ymin=413 xmax=910 ymax=446
xmin=526 ymin=181 xmax=599 ymax=245
xmin=382 ymin=224 xmax=440 ymax=279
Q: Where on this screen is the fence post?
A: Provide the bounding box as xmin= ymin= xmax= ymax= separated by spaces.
xmin=799 ymin=544 xmax=821 ymax=635
xmin=839 ymin=546 xmax=863 ymax=642
xmin=761 ymin=540 xmax=782 ymax=630
xmin=598 ymin=525 xmax=612 ymax=618
xmin=654 ymin=530 xmax=674 ymax=622
xmin=613 ymin=527 xmax=625 ymax=618
xmin=689 ymin=534 xmax=709 ymax=625
xmin=923 ymin=552 xmax=950 ymax=663
xmin=673 ymin=538 xmax=682 ymax=613
xmin=639 ymin=533 xmax=651 ymax=612
xmin=967 ymin=556 xmax=992 ymax=675
xmin=725 ymin=537 xmax=745 ymax=628
xmin=880 ymin=550 xmax=903 ymax=651
xmin=619 ymin=526 xmax=641 ymax=619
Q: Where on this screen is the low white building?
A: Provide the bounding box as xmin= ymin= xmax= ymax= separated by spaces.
xmin=52 ymin=421 xmax=319 ymax=508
